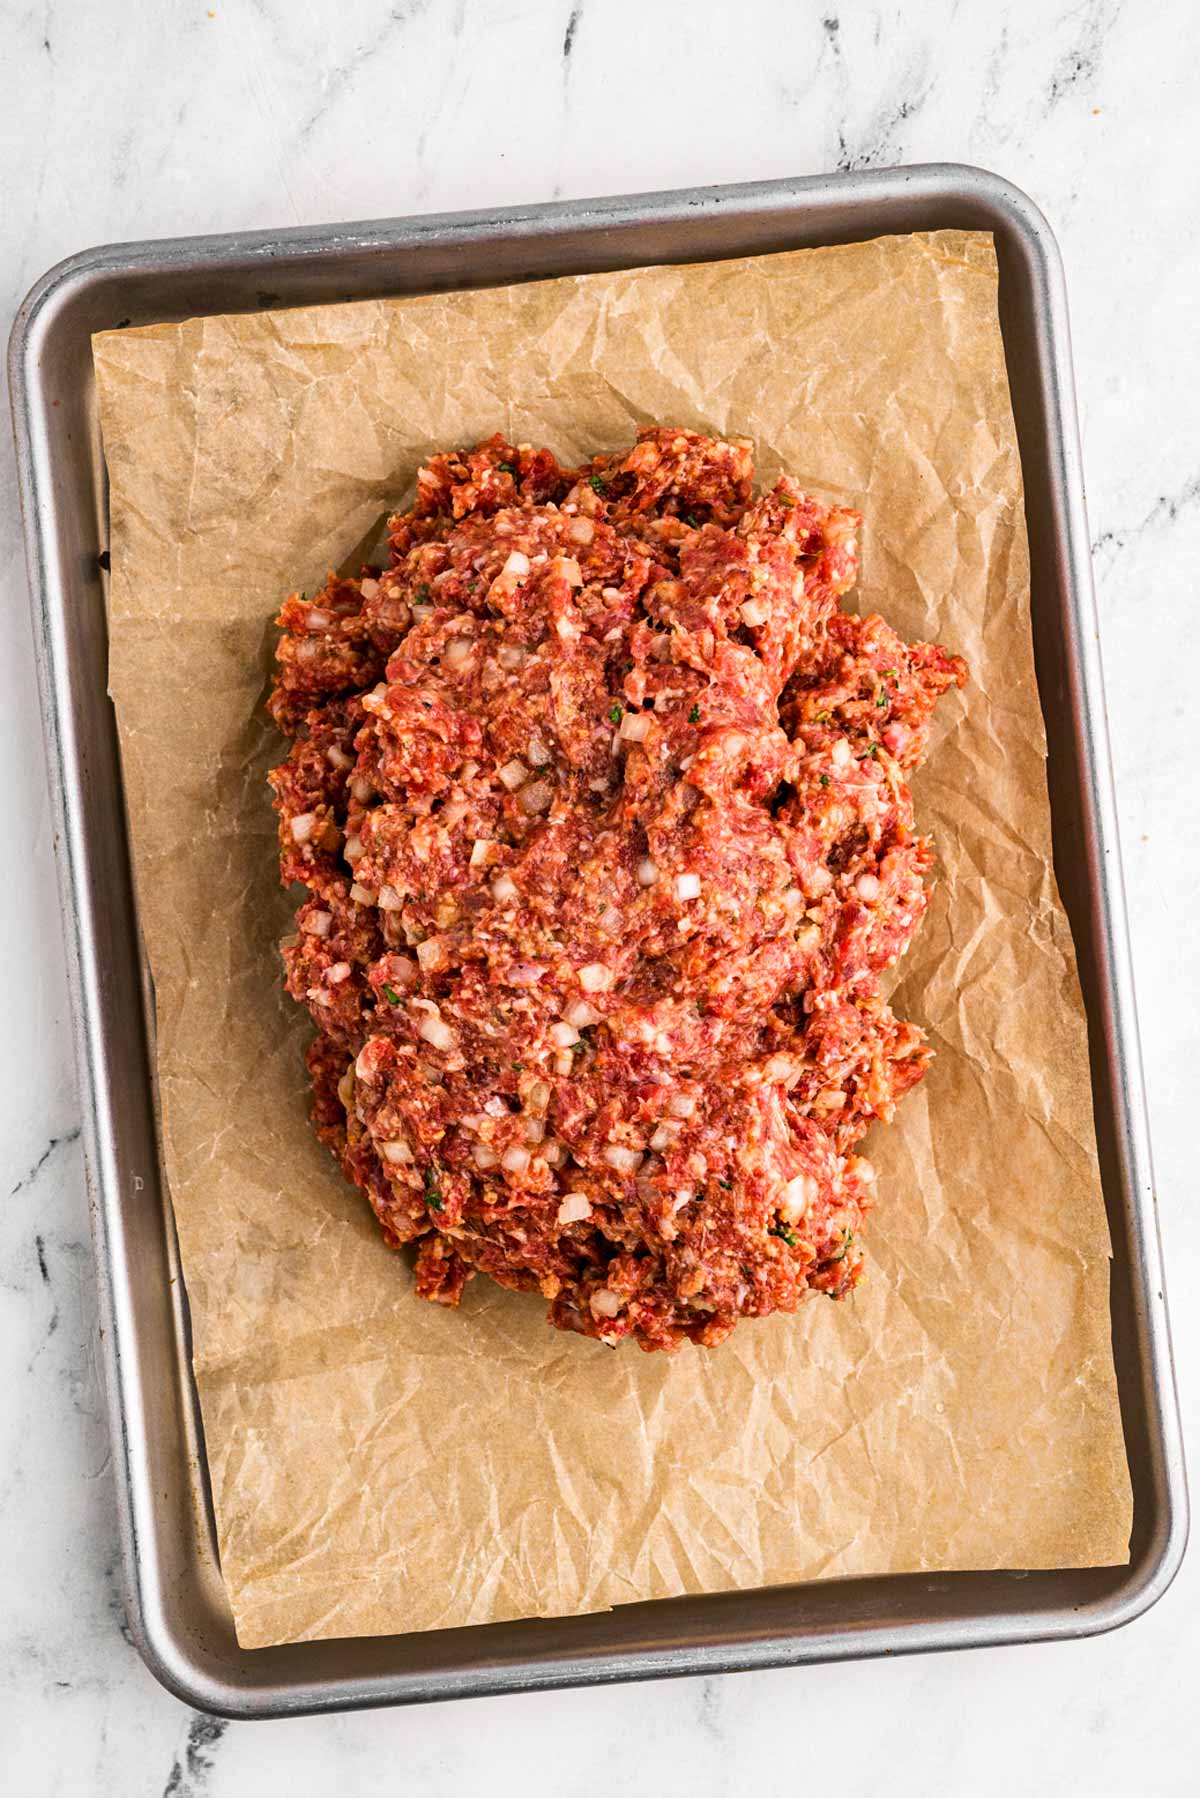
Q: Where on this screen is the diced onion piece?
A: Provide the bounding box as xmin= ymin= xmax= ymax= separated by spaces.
xmin=380 ymin=1139 xmax=412 ymax=1166
xmin=667 ymin=1092 xmax=696 ymax=1119
xmin=554 ymin=1050 xmax=575 ymax=1076
xmin=417 ymin=1012 xmax=457 ymax=1052
xmin=578 ymin=962 xmax=610 ymax=992
xmin=349 ymin=883 xmax=377 ymax=906
xmin=326 ymin=962 xmax=351 ymax=985
xmin=301 ymin=910 xmax=332 ymax=937
xmin=637 ymin=856 xmax=659 ymax=887
xmin=378 ymin=884 xmax=404 ymax=911
xmin=290 ymin=811 xmax=316 ymax=844
xmin=410 ymin=603 xmax=434 ymax=621
xmin=508 ymin=960 xmax=546 ymax=987
xmin=528 ymin=1080 xmax=551 ymax=1113
xmin=650 ymin=1124 xmax=679 ymax=1153
xmin=813 ymin=1088 xmax=846 ymax=1113
xmin=305 ymin=608 xmax=332 ymax=629
xmin=568 ymin=516 xmax=595 ymax=545
xmin=326 ymin=743 xmax=353 ymax=770
xmin=602 ymin=1144 xmax=643 ymax=1175
xmin=501 ymin=1144 xmax=531 ymax=1175
xmin=484 ymin=1095 xmax=508 ymax=1118
xmin=351 ymin=776 xmax=372 ymax=803
xmin=498 ymin=643 xmax=527 ymax=671
xmin=619 ymin=711 xmax=651 ymax=743
xmin=523 ymin=1117 xmax=546 ymax=1145
xmin=804 ymin=863 xmax=834 ymax=898
xmin=565 ymin=999 xmax=601 ymax=1029
xmin=499 ymin=758 xmax=528 ymax=791
xmin=832 ymin=737 xmax=853 ymax=770
xmin=344 ymin=834 xmax=364 ymax=863
xmin=444 ymin=638 xmax=474 ymax=670
xmin=549 ymin=1021 xmax=580 ymax=1049
xmin=558 ymin=1192 xmax=592 ymax=1224
xmin=416 ymin=937 xmax=448 ymax=972
xmin=739 ymin=596 xmax=770 ymax=627
xmin=590 ymin=1288 xmax=623 ymax=1318
xmin=851 ymin=1156 xmax=876 ymax=1184
xmin=780 ymin=1173 xmax=817 ymax=1220
xmin=855 ymin=873 xmax=881 ymax=902
xmin=469 ymin=838 xmax=493 ymax=868
xmin=557 ymin=556 xmax=584 ymax=587
xmin=541 ymin=1137 xmax=566 ymax=1167
xmin=359 ymin=577 xmax=379 ymax=600
xmin=491 ymin=873 xmax=519 ymax=906
xmin=672 ymin=1189 xmax=694 ymax=1212
xmin=472 ymin=1143 xmax=499 ymax=1170
xmin=503 ymin=550 xmax=531 ymax=578
xmin=527 ymin=734 xmax=551 ymax=767
xmin=675 ymin=872 xmax=701 ymax=901
xmin=599 ymin=904 xmax=622 ymax=933
xmin=337 ymin=1068 xmax=355 ymax=1109
xmin=380 ymin=956 xmax=416 ymax=989
xmin=518 ymin=780 xmax=553 ymax=815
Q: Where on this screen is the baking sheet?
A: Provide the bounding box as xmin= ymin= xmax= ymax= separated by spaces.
xmin=92 ymin=228 xmax=1131 ymax=1652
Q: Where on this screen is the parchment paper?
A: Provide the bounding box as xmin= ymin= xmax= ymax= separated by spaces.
xmin=93 ymin=230 xmax=1132 ymax=1651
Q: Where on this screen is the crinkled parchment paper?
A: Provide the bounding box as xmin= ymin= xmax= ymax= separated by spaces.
xmin=93 ymin=230 xmax=1131 ymax=1650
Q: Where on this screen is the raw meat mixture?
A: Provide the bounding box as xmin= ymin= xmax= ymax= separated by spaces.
xmin=268 ymin=427 xmax=966 ymax=1351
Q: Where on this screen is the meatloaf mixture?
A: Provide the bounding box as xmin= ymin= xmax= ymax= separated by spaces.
xmin=268 ymin=427 xmax=966 ymax=1351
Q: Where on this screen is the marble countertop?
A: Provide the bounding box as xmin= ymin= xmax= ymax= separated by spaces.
xmin=2 ymin=3 xmax=1195 ymax=1793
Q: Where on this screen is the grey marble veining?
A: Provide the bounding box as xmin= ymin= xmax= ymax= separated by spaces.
xmin=2 ymin=2 xmax=1196 ymax=1793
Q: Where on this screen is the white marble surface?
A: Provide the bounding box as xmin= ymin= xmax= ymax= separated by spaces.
xmin=2 ymin=1 xmax=1196 ymax=1792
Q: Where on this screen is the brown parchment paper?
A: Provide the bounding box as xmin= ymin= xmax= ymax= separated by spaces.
xmin=92 ymin=230 xmax=1132 ymax=1651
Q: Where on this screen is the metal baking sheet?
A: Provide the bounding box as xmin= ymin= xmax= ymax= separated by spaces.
xmin=8 ymin=163 xmax=1187 ymax=1718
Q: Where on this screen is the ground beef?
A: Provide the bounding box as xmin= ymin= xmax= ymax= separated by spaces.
xmin=268 ymin=427 xmax=966 ymax=1352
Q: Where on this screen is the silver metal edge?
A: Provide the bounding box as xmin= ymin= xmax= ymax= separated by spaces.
xmin=992 ymin=176 xmax=1189 ymax=1630
xmin=7 ymin=161 xmax=1186 ymax=1718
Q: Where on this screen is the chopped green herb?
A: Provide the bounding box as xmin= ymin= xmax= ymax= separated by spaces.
xmin=681 ymin=512 xmax=700 ymax=527
xmin=830 ymin=1227 xmax=854 ymax=1264
xmin=688 ymin=703 xmax=702 ymax=724
xmin=815 ymin=710 xmax=832 ymax=724
xmin=819 ymin=773 xmax=829 ymax=787
xmin=498 ymin=461 xmax=517 ymax=475
xmin=882 ymin=668 xmax=897 ymax=678
xmin=778 ymin=493 xmax=795 ymax=508
xmin=467 ymin=582 xmax=479 ymax=593
xmin=423 ymin=1166 xmax=444 ymax=1211
xmin=299 ymin=590 xmax=308 ymax=601
xmin=512 ymin=1061 xmax=524 ymax=1072
xmin=718 ymin=1178 xmax=732 ymax=1191
xmin=876 ymin=692 xmax=888 ymax=707
xmin=381 ymin=984 xmax=402 ymax=1005
xmin=772 ymin=1224 xmax=799 ymax=1247
xmin=415 ymin=584 xmax=431 ymax=602
xmin=609 ymin=703 xmax=624 ymax=724
xmin=868 ymin=743 xmax=879 ymax=758
xmin=588 ymin=474 xmax=608 ymax=494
